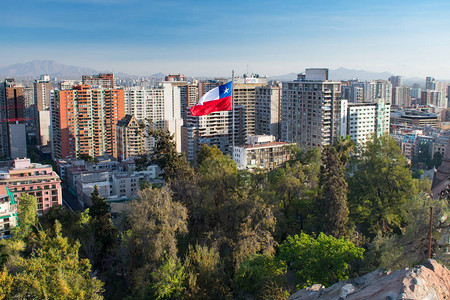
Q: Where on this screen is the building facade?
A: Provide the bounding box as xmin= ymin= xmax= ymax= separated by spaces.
xmin=124 ymin=83 xmax=183 ymax=152
xmin=51 ymin=84 xmax=125 ymax=159
xmin=0 ymin=158 xmax=62 ymax=215
xmin=341 ymin=99 xmax=390 ymax=145
xmin=0 ymin=186 xmax=17 ymax=238
xmin=82 ymin=73 xmax=115 ymax=88
xmin=116 ymin=115 xmax=145 ymax=161
xmin=255 ymin=84 xmax=281 ymax=139
xmin=181 ymin=106 xmax=245 ymax=162
xmin=233 ymin=76 xmax=268 ymax=140
xmin=281 ymin=68 xmax=343 ymax=149
xmin=0 ymin=79 xmax=27 ymax=158
xmin=34 ymin=75 xmax=53 ymax=146
xmin=233 ymin=135 xmax=294 ymax=171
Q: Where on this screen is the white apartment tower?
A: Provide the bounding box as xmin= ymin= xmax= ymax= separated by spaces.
xmin=124 ymin=82 xmax=183 ymax=152
xmin=341 ymin=99 xmax=390 ymax=145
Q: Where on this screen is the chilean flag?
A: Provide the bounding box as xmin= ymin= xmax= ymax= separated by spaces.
xmin=190 ymin=81 xmax=232 ymax=116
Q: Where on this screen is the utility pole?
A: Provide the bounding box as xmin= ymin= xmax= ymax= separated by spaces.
xmin=428 ymin=205 xmax=433 ymax=259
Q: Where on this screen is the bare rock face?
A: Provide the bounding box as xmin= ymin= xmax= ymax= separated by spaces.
xmin=288 ymin=259 xmax=450 ymax=300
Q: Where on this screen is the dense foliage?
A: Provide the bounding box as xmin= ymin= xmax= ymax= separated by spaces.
xmin=1 ymin=133 xmax=448 ymax=299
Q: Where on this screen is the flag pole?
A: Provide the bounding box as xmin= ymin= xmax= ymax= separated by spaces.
xmin=232 ymin=70 xmax=235 ymax=156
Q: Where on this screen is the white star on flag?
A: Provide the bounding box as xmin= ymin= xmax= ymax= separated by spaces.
xmin=224 ymin=87 xmax=229 ymax=94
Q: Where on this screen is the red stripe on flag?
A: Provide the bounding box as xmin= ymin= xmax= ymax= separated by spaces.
xmin=190 ymin=95 xmax=232 ymax=116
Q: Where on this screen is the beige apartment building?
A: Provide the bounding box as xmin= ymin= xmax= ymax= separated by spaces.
xmin=233 ymin=135 xmax=294 ymax=171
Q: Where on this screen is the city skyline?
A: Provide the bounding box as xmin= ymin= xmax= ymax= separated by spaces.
xmin=2 ymin=0 xmax=450 ymax=78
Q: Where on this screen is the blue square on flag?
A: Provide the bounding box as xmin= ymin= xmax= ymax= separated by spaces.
xmin=219 ymin=81 xmax=232 ymax=98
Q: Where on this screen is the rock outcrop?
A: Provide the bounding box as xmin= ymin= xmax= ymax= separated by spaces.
xmin=288 ymin=259 xmax=450 ymax=300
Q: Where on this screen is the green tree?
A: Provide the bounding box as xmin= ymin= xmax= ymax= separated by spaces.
xmin=433 ymin=151 xmax=443 ymax=168
xmin=5 ymin=221 xmax=103 ymax=299
xmin=234 ymin=254 xmax=288 ymax=300
xmin=0 ymin=266 xmax=12 ymax=300
xmin=119 ymin=187 xmax=188 ymax=297
xmin=151 ymin=254 xmax=186 ymax=300
xmin=16 ymin=194 xmax=38 ymax=239
xmin=278 ymin=232 xmax=364 ymax=288
xmin=196 ymin=144 xmax=223 ymax=166
xmin=415 ymin=141 xmax=433 ymax=169
xmin=364 ymin=194 xmax=450 ymax=271
xmin=265 ymin=147 xmax=321 ymax=240
xmin=79 ymin=153 xmax=95 ymax=163
xmin=145 ymin=125 xmax=193 ymax=181
xmin=347 ymin=135 xmax=417 ymax=237
xmin=193 ymin=153 xmax=276 ymax=272
xmin=315 ymin=145 xmax=349 ymax=238
xmin=89 ymin=186 xmax=116 ymax=270
xmin=183 ymin=244 xmax=231 ymax=299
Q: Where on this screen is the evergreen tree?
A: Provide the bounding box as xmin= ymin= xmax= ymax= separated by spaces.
xmin=89 ymin=185 xmax=116 ymax=270
xmin=316 ymin=145 xmax=349 ymax=238
xmin=147 ymin=126 xmax=193 ymax=181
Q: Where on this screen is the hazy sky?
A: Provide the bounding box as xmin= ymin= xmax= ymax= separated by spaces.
xmin=2 ymin=0 xmax=450 ymax=78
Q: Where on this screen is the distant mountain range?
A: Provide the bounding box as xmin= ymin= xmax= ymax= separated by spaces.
xmin=0 ymin=60 xmax=426 ymax=84
xmin=0 ymin=60 xmax=102 ymax=78
xmin=0 ymin=60 xmax=170 ymax=80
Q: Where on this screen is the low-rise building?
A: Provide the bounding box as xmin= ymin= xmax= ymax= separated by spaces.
xmin=0 ymin=158 xmax=62 ymax=215
xmin=0 ymin=186 xmax=17 ymax=238
xmin=72 ymin=166 xmax=159 ymax=208
xmin=233 ymin=135 xmax=294 ymax=171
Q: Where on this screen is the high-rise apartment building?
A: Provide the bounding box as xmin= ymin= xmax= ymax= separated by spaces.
xmin=255 ymin=84 xmax=281 ymax=139
xmin=180 ymin=83 xmax=199 ymax=122
xmin=425 ymin=76 xmax=447 ymax=108
xmin=426 ymin=77 xmax=436 ymax=90
xmin=362 ymin=81 xmax=377 ymax=101
xmin=181 ymin=107 xmax=245 ymax=162
xmin=34 ymin=75 xmax=53 ymax=146
xmin=165 ymin=74 xmax=186 ymax=82
xmin=51 ymin=84 xmax=125 ymax=159
xmin=198 ymin=80 xmax=222 ymax=98
xmin=374 ymin=80 xmax=393 ymax=104
xmin=233 ymin=75 xmax=268 ymax=140
xmin=281 ymin=69 xmax=343 ymax=149
xmin=34 ymin=75 xmax=52 ymax=111
xmin=375 ymin=99 xmax=390 ymax=137
xmin=116 ymin=114 xmax=145 ymax=161
xmin=82 ymin=73 xmax=115 ymax=88
xmin=393 ymin=86 xmax=412 ymax=107
xmin=388 ymin=76 xmax=403 ymax=88
xmin=0 ymin=79 xmax=27 ymax=158
xmin=421 ymin=90 xmax=440 ymax=106
xmin=124 ymin=82 xmax=183 ymax=152
xmin=23 ymin=85 xmax=35 ymax=127
xmin=341 ymin=99 xmax=390 ymax=145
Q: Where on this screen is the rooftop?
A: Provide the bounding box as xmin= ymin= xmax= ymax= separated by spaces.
xmin=240 ymin=141 xmax=292 ymax=149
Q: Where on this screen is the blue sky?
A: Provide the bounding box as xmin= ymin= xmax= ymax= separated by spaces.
xmin=2 ymin=0 xmax=450 ymax=78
